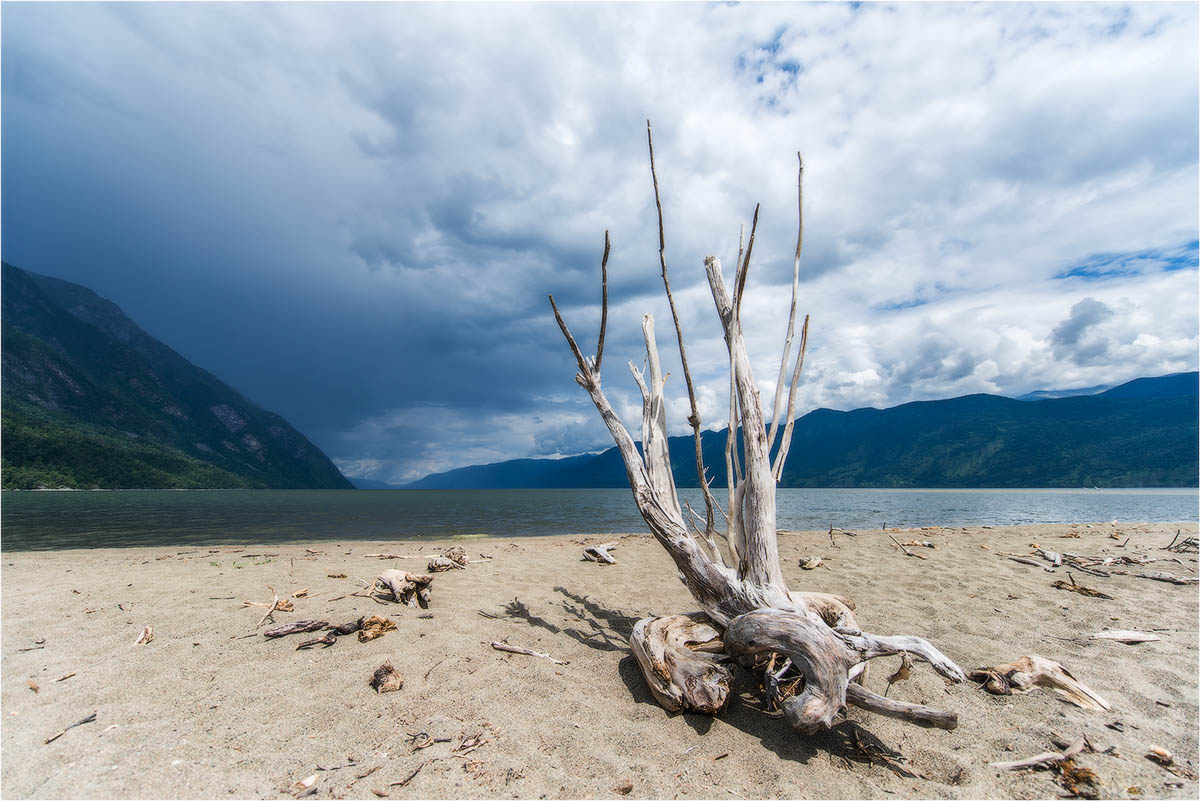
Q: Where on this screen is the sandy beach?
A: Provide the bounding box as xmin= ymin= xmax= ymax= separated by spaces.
xmin=2 ymin=521 xmax=1196 ymax=800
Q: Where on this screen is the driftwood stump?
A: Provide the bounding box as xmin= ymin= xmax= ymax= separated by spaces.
xmin=550 ymin=122 xmax=964 ymax=738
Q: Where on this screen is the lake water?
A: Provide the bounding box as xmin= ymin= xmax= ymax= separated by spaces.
xmin=1 ymin=487 xmax=1195 ymax=551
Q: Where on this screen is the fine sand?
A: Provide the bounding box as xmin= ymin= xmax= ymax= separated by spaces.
xmin=2 ymin=521 xmax=1197 ymax=800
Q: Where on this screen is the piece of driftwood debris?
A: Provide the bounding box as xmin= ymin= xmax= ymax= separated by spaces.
xmin=444 ymin=546 xmax=468 ymax=566
xmin=44 ymin=711 xmax=97 ymax=744
xmin=1052 ymin=576 xmax=1114 ymax=600
xmin=390 ymin=762 xmax=426 ymax=787
xmin=900 ymin=539 xmax=935 ymax=549
xmin=134 ymin=625 xmax=154 ymax=645
xmin=799 ymin=556 xmax=823 ymax=570
xmin=358 ymin=615 xmax=397 ymax=642
xmin=1146 ymin=747 xmax=1200 ymax=780
xmin=845 ymin=683 xmax=958 ymax=730
xmin=264 ymin=620 xmax=328 ymax=638
xmin=296 ymin=632 xmax=338 ymax=650
xmin=326 ymin=617 xmax=365 ymax=636
xmin=629 ymin=613 xmax=730 ymax=714
xmin=369 ymin=662 xmax=404 ymax=693
xmin=427 ymin=556 xmax=464 ymax=572
xmin=971 ymin=655 xmax=1110 ymax=711
xmin=491 ymin=641 xmax=569 ymax=665
xmin=290 ymin=774 xmax=318 ymax=798
xmin=613 ymin=780 xmax=634 ymax=795
xmin=372 ymin=570 xmax=434 ymax=607
xmin=1090 ymin=630 xmax=1161 ymax=644
xmin=1009 ymin=556 xmax=1051 ymax=570
xmin=251 ymin=586 xmax=283 ymax=628
xmin=884 ymin=653 xmax=911 ymax=696
xmin=55 ymin=672 xmax=76 ymax=682
xmin=327 ymin=573 xmax=347 ymax=579
xmin=889 ymin=534 xmax=927 ymax=560
xmin=1036 ymin=548 xmax=1063 ymax=567
xmin=990 ymin=734 xmax=1094 ymax=770
xmin=1163 ymin=532 xmax=1198 ymax=553
xmin=27 ymin=679 xmax=39 ymax=693
xmin=582 ymin=542 xmax=618 ymax=564
xmin=1138 ymin=571 xmax=1198 ymax=586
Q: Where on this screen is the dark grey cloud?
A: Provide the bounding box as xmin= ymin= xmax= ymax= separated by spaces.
xmin=2 ymin=3 xmax=1196 ymax=482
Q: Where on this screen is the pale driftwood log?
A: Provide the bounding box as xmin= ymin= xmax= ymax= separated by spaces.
xmin=845 ymin=683 xmax=957 ymax=730
xmin=970 ymin=655 xmax=1110 ymax=711
xmin=629 ymin=613 xmax=731 ymax=715
xmin=444 ymin=546 xmax=469 ymax=566
xmin=372 ymin=570 xmax=434 ymax=607
xmin=583 ymin=542 xmax=618 ymax=565
xmin=548 ymin=123 xmax=963 ymax=738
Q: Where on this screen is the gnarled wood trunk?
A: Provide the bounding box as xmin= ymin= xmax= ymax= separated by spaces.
xmin=549 ymin=122 xmax=964 ymax=737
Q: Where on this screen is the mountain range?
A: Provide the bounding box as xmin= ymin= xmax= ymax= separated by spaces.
xmin=404 ymin=372 xmax=1199 ymax=489
xmin=2 ymin=263 xmax=352 ymax=489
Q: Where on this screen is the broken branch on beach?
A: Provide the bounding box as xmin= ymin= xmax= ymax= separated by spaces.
xmin=583 ymin=542 xmax=618 ymax=564
xmin=264 ymin=620 xmax=328 ymax=639
xmin=889 ymin=535 xmax=928 ymax=560
xmin=491 ymin=641 xmax=569 ymax=665
xmin=44 ymin=711 xmax=97 ymax=744
xmin=971 ymin=655 xmax=1110 ymax=711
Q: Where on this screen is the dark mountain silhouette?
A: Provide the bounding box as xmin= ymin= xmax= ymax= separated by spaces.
xmin=406 ymin=373 xmax=1198 ymax=489
xmin=2 ymin=262 xmax=352 ymax=489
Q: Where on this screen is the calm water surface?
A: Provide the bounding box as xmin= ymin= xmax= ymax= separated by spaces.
xmin=1 ymin=487 xmax=1195 ymax=551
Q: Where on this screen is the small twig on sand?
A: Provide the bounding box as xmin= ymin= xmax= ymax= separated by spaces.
xmin=44 ymin=712 xmax=97 ymax=744
xmin=257 ymin=586 xmax=280 ymax=628
xmin=390 ymin=762 xmax=428 ymax=788
xmin=491 ymin=641 xmax=569 ymax=665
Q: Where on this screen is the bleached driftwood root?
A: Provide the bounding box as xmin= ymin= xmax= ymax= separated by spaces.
xmin=372 ymin=570 xmax=434 ymax=607
xmin=629 ymin=613 xmax=731 ymax=714
xmin=970 ymin=655 xmax=1110 ymax=711
xmin=549 ymin=123 xmax=964 ymax=740
xmin=583 ymin=542 xmax=618 ymax=564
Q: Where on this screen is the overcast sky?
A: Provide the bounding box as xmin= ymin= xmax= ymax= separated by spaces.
xmin=3 ymin=2 xmax=1197 ymax=483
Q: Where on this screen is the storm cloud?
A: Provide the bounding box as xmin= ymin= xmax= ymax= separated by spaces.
xmin=2 ymin=3 xmax=1197 ymax=482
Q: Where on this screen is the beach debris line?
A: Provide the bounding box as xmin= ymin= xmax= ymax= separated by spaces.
xmin=369 ymin=662 xmax=403 ymax=693
xmin=582 ymin=542 xmax=618 ymax=564
xmin=44 ymin=711 xmax=97 ymax=744
xmin=970 ymin=655 xmax=1111 ymax=711
xmin=490 ymin=641 xmax=569 ymax=665
xmin=358 ymin=615 xmax=397 ymax=642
